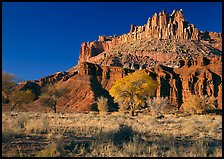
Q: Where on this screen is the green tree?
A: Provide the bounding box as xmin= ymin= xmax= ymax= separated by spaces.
xmin=39 ymin=83 xmax=67 ymax=113
xmin=9 ymin=90 xmax=35 ymax=111
xmin=2 ymin=72 xmax=16 ymax=103
xmin=109 ymin=70 xmax=158 ymax=116
xmin=2 ymin=72 xmax=35 ymax=111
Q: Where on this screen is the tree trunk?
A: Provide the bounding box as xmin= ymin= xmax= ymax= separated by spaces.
xmin=129 ymin=109 xmax=134 ymax=116
xmin=129 ymin=106 xmax=135 ymax=116
xmin=129 ymin=95 xmax=135 ymax=116
xmin=10 ymin=103 xmax=17 ymax=112
xmin=53 ymin=102 xmax=57 ymax=113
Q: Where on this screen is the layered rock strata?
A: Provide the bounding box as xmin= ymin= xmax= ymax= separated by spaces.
xmin=17 ymin=58 xmax=222 ymax=112
xmin=78 ymin=9 xmax=222 ymax=68
xmin=12 ymin=9 xmax=222 ymax=112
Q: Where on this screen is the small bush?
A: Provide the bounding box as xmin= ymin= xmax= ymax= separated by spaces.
xmin=146 ymin=97 xmax=171 ymax=116
xmin=182 ymin=95 xmax=216 ymax=114
xmin=118 ymin=100 xmax=129 ymax=113
xmin=96 ymin=96 xmax=108 ymax=114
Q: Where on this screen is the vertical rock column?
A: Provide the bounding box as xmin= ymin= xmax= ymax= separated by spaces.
xmin=158 ymin=10 xmax=168 ymax=39
xmin=156 ymin=76 xmax=161 ymax=97
xmin=169 ymin=78 xmax=178 ymax=106
xmin=217 ymin=83 xmax=222 ymax=109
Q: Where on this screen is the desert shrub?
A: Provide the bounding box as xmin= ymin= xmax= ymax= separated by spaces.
xmin=96 ymin=96 xmax=108 ymax=114
xmin=182 ymin=95 xmax=216 ymax=114
xmin=146 ymin=97 xmax=171 ymax=116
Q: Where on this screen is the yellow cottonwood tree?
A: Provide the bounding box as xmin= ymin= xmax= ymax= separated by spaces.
xmin=109 ymin=70 xmax=158 ymax=116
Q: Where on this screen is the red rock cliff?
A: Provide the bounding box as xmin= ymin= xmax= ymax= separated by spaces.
xmin=78 ymin=9 xmax=208 ymax=64
xmin=12 ymin=9 xmax=222 ymax=113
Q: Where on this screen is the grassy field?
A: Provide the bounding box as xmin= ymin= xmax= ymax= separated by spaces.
xmin=2 ymin=111 xmax=222 ymax=157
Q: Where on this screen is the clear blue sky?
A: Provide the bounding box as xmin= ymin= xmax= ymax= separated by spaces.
xmin=2 ymin=2 xmax=222 ymax=81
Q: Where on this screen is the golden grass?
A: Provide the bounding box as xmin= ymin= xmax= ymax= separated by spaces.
xmin=2 ymin=112 xmax=222 ymax=157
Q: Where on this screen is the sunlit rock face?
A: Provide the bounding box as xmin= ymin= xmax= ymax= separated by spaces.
xmin=78 ymin=9 xmax=221 ymax=69
xmin=15 ymin=9 xmax=222 ymax=112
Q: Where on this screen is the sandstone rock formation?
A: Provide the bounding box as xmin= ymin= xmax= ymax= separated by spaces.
xmin=8 ymin=9 xmax=221 ymax=112
xmin=78 ymin=9 xmax=222 ymax=68
xmin=15 ymin=57 xmax=222 ymax=113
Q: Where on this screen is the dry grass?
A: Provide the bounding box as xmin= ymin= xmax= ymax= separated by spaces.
xmin=24 ymin=114 xmax=49 ymax=134
xmin=2 ymin=112 xmax=222 ymax=157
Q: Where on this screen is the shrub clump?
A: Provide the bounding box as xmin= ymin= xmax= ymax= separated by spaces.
xmin=96 ymin=96 xmax=108 ymax=114
xmin=146 ymin=97 xmax=171 ymax=116
xmin=181 ymin=95 xmax=216 ymax=114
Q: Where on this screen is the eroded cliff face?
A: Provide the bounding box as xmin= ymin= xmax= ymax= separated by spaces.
xmin=65 ymin=59 xmax=222 ymax=112
xmin=13 ymin=9 xmax=222 ymax=112
xmin=78 ymin=9 xmax=222 ymax=68
xmin=17 ymin=58 xmax=221 ymax=113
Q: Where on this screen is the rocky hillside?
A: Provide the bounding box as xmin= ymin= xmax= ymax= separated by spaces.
xmin=11 ymin=9 xmax=222 ymax=112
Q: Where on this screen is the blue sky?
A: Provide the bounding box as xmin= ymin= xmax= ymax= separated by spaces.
xmin=2 ymin=2 xmax=222 ymax=81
